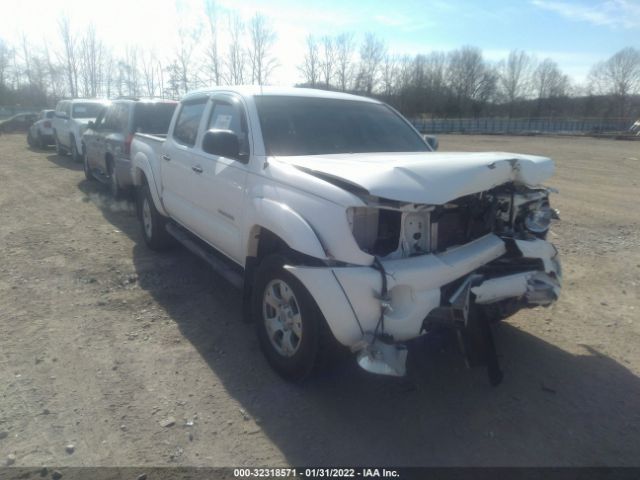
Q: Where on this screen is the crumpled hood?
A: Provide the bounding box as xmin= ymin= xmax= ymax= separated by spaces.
xmin=275 ymin=151 xmax=555 ymax=204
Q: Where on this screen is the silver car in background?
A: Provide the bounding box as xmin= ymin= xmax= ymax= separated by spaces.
xmin=81 ymin=98 xmax=177 ymax=197
xmin=27 ymin=110 xmax=55 ymax=148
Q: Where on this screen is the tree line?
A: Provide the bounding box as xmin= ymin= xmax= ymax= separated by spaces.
xmin=0 ymin=3 xmax=638 ymax=120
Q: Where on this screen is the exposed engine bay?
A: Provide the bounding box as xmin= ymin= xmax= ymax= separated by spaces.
xmin=347 ymin=183 xmax=555 ymax=259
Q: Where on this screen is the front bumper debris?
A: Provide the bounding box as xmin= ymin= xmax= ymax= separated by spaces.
xmin=286 ymin=234 xmax=561 ymax=378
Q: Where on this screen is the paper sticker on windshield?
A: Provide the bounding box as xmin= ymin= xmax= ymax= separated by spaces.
xmin=212 ymin=114 xmax=232 ymax=130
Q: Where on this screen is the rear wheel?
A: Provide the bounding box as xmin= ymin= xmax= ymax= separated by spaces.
xmin=27 ymin=130 xmax=35 ymax=147
xmin=107 ymin=159 xmax=122 ymax=199
xmin=252 ymin=254 xmax=326 ymax=382
xmin=138 ymin=183 xmax=172 ymax=250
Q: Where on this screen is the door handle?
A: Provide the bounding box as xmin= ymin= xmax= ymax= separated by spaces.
xmin=192 ymin=165 xmax=203 ymax=174
xmin=161 ymin=154 xmax=171 ymax=162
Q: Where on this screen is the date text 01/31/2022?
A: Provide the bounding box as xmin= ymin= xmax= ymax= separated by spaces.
xmin=233 ymin=467 xmax=400 ymax=478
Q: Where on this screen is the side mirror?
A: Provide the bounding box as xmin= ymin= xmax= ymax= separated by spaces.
xmin=87 ymin=121 xmax=95 ymax=129
xmin=422 ymin=134 xmax=438 ymax=151
xmin=56 ymin=112 xmax=68 ymax=120
xmin=202 ymin=129 xmax=240 ymax=159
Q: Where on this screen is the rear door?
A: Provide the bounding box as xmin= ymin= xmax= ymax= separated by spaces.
xmin=55 ymin=102 xmax=71 ymax=147
xmin=160 ymin=97 xmax=209 ymax=231
xmin=84 ymin=108 xmax=108 ymax=170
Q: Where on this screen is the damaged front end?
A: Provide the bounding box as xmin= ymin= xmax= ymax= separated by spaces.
xmin=286 ymin=182 xmax=561 ymax=383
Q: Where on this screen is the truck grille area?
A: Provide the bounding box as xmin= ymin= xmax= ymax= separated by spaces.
xmin=432 ymin=208 xmax=494 ymax=252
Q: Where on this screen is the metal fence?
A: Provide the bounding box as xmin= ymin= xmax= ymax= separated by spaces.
xmin=411 ymin=117 xmax=635 ymax=135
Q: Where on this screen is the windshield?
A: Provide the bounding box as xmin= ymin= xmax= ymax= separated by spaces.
xmin=254 ymin=96 xmax=429 ymax=156
xmin=72 ymin=103 xmax=105 ymax=119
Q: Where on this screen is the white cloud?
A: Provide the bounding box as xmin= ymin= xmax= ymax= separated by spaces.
xmin=531 ymin=0 xmax=640 ymax=29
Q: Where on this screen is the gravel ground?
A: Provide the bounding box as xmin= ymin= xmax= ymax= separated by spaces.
xmin=0 ymin=133 xmax=639 ymax=468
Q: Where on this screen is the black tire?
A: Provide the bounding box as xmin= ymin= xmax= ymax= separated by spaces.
xmin=107 ymin=158 xmax=122 ymax=199
xmin=83 ymin=144 xmax=94 ymax=181
xmin=27 ymin=131 xmax=35 ymax=147
xmin=137 ymin=183 xmax=172 ymax=250
xmin=252 ymin=254 xmax=329 ymax=382
xmin=70 ymin=136 xmax=82 ymax=162
xmin=54 ymin=133 xmax=66 ymax=156
xmin=37 ymin=132 xmax=46 ymax=149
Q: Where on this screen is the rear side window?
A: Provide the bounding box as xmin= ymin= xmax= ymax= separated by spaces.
xmin=101 ymin=104 xmax=127 ymax=131
xmin=45 ymin=111 xmax=55 ymax=119
xmin=133 ymin=103 xmax=177 ymax=135
xmin=173 ymin=100 xmax=207 ymax=147
xmin=72 ymin=103 xmax=104 ymax=119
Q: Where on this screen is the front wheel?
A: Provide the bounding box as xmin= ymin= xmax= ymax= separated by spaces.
xmin=54 ymin=133 xmax=65 ymax=156
xmin=252 ymin=255 xmax=326 ymax=382
xmin=83 ymin=145 xmax=94 ymax=181
xmin=27 ymin=131 xmax=35 ymax=147
xmin=70 ymin=137 xmax=82 ymax=162
xmin=137 ymin=183 xmax=173 ymax=250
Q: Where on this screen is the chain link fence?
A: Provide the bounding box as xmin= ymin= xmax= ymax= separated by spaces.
xmin=411 ymin=117 xmax=637 ymax=136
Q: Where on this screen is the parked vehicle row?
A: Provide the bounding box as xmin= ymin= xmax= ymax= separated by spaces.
xmin=36 ymin=87 xmax=562 ymax=384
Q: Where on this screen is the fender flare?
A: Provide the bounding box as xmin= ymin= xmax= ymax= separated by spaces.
xmin=131 ymin=153 xmax=168 ymax=217
xmin=248 ymin=197 xmax=328 ymax=260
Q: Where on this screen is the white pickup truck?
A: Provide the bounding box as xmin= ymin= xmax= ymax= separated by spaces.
xmin=130 ymin=86 xmax=561 ymax=383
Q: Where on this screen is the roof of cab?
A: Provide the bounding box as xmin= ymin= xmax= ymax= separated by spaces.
xmin=182 ymin=85 xmax=380 ymax=104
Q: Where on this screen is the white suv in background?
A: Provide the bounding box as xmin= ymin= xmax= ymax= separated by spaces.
xmin=52 ymin=99 xmax=110 ymax=161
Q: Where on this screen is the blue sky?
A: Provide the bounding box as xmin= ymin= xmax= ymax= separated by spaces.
xmin=1 ymin=0 xmax=638 ymax=85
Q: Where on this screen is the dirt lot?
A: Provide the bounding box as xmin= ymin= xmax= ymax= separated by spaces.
xmin=0 ymin=133 xmax=639 ymax=468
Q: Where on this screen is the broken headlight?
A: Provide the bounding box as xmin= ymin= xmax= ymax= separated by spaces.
xmin=524 ymin=202 xmax=552 ymax=234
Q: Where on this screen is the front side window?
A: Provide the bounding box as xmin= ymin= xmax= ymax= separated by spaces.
xmin=173 ymin=100 xmax=207 ymax=147
xmin=255 ymin=96 xmax=429 ymax=156
xmin=207 ymin=98 xmax=249 ymax=157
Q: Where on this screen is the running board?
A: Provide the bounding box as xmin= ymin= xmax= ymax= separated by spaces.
xmin=165 ymin=222 xmax=244 ymax=290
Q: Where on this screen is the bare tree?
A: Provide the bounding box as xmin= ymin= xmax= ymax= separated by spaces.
xmin=356 ymin=33 xmax=385 ymax=95
xmin=320 ymin=36 xmax=334 ymax=87
xmin=589 ymin=47 xmax=640 ymax=117
xmin=381 ymin=53 xmax=398 ymax=96
xmin=497 ymin=50 xmax=533 ymax=115
xmin=20 ymin=33 xmax=34 ymax=87
xmin=140 ymin=49 xmax=159 ymax=96
xmin=334 ymin=32 xmax=355 ymax=91
xmin=447 ymin=46 xmax=497 ymax=115
xmin=203 ymin=0 xmax=222 ymax=86
xmin=57 ymin=14 xmax=79 ymax=97
xmin=533 ymin=58 xmax=570 ymax=99
xmin=79 ymin=25 xmax=103 ymax=97
xmin=225 ymin=13 xmax=247 ymax=85
xmin=247 ymin=14 xmax=277 ymax=85
xmin=43 ymin=43 xmax=65 ymax=99
xmin=0 ymin=39 xmax=11 ymax=102
xmin=299 ymin=35 xmax=320 ymax=86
